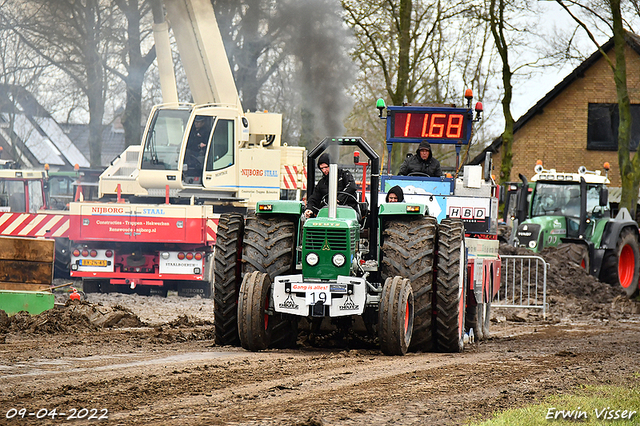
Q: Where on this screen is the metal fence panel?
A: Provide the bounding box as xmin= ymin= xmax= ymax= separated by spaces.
xmin=494 ymin=255 xmax=548 ymax=318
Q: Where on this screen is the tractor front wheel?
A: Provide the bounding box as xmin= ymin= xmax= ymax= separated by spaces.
xmin=557 ymin=243 xmax=590 ymax=271
xmin=238 ymin=271 xmax=273 ymax=351
xmin=378 ymin=276 xmax=414 ymax=356
xmin=381 ymin=217 xmax=436 ymax=352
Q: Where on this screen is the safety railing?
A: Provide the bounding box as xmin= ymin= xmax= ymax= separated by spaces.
xmin=494 ymin=255 xmax=549 ymax=318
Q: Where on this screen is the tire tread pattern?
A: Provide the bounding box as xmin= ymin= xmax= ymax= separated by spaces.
xmin=557 ymin=243 xmax=589 ymax=271
xmin=435 ymin=218 xmax=466 ymax=353
xmin=379 ymin=276 xmax=414 ymax=356
xmin=238 ymin=271 xmax=272 ymax=351
xmin=381 ymin=216 xmax=436 ymax=352
xmin=213 ymin=213 xmax=244 ymax=346
xmin=242 ymin=214 xmax=297 ymax=348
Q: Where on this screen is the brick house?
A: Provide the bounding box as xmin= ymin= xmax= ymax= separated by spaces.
xmin=472 ymin=33 xmax=640 ymax=188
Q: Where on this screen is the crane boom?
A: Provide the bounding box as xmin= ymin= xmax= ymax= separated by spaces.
xmin=151 ymin=0 xmax=178 ymax=104
xmin=163 ymin=0 xmax=242 ymax=109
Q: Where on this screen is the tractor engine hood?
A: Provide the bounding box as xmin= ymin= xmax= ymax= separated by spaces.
xmin=515 ymin=223 xmax=541 ymax=250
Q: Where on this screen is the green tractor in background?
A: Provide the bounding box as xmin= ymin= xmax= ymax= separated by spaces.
xmin=213 ymin=137 xmax=468 ymax=355
xmin=512 ymin=162 xmax=640 ymax=296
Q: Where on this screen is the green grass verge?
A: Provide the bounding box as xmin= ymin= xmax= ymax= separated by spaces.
xmin=474 ymin=384 xmax=640 ymax=425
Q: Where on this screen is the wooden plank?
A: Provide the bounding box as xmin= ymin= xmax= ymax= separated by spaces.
xmin=0 ymin=236 xmax=55 ymax=263
xmin=0 ymin=260 xmax=53 ymax=284
xmin=0 ymin=282 xmax=51 ymax=292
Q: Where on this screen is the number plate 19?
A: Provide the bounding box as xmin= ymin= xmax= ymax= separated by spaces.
xmin=292 ymin=283 xmax=331 ymax=305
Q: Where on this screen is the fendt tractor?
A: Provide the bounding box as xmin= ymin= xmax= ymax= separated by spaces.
xmin=511 ymin=162 xmax=640 ymax=296
xmin=214 ymin=93 xmax=501 ymax=355
xmin=64 ymin=0 xmax=306 ymax=297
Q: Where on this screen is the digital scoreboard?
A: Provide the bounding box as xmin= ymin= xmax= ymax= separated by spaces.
xmin=387 ymin=106 xmax=472 ymax=145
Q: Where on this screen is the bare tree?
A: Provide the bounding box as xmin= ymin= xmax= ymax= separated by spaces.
xmin=110 ymin=0 xmax=156 ymax=148
xmin=0 ymin=7 xmax=47 ymax=167
xmin=489 ymin=0 xmax=515 ymax=185
xmin=0 ymin=0 xmax=120 ymax=168
xmin=0 ymin=0 xmax=118 ymax=168
xmin=342 ymin=0 xmax=498 ymax=170
xmin=212 ymin=0 xmax=352 ymax=147
xmin=557 ymin=0 xmax=639 ymax=215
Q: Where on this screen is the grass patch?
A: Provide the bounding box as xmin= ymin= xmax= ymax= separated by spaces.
xmin=474 ymin=384 xmax=640 ymax=425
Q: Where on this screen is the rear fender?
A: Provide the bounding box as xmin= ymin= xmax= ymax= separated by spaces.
xmin=594 ymin=213 xmax=639 ymax=276
xmin=601 ymin=211 xmax=639 ymax=250
xmin=255 ymin=200 xmax=304 ymax=215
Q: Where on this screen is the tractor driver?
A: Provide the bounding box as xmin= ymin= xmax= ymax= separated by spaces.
xmin=304 ymin=153 xmax=358 ymax=218
xmin=398 ymin=140 xmax=442 ymax=177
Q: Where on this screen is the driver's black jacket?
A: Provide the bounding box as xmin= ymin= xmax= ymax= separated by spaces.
xmin=306 ymin=168 xmax=358 ymax=215
xmin=398 ymin=152 xmax=442 ymax=177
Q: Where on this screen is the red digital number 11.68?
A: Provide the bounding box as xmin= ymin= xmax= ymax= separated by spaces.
xmin=402 ymin=113 xmax=464 ymax=138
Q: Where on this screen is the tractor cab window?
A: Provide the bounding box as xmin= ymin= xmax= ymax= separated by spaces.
xmin=531 ymin=183 xmax=570 ymax=217
xmin=205 ymin=119 xmax=234 ymax=171
xmin=48 ymin=175 xmax=74 ymax=210
xmin=28 ymin=180 xmax=44 ymax=212
xmin=0 ymin=180 xmax=26 ymax=212
xmin=141 ymin=108 xmax=191 ymax=171
xmin=586 ymin=185 xmax=606 ymax=214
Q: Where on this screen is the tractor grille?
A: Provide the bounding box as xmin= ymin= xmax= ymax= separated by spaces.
xmin=515 ymin=223 xmax=541 ymax=248
xmin=305 ymin=229 xmax=348 ymax=251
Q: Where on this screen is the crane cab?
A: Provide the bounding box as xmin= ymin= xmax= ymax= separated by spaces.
xmin=100 ymin=103 xmax=301 ymax=207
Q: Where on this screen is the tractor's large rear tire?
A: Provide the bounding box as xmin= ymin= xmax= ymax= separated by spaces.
xmin=213 ymin=213 xmax=244 ymax=346
xmin=381 ymin=216 xmax=436 ymax=352
xmin=243 ymin=214 xmax=298 ymax=348
xmin=435 ymin=219 xmax=467 ymax=353
xmin=238 ymin=271 xmax=272 ymax=351
xmin=378 ymin=276 xmax=414 ymax=356
xmin=557 ymin=243 xmax=590 ymax=271
xmin=600 ymin=228 xmax=640 ymax=297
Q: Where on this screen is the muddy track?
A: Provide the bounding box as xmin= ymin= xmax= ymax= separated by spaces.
xmin=1 ymin=318 xmax=639 ymax=426
xmin=2 ymin=243 xmax=640 ymax=426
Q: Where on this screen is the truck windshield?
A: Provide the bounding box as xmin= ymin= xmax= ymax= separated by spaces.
xmin=531 ymin=182 xmax=604 ymax=217
xmin=141 ymin=108 xmax=191 ymax=171
xmin=0 ymin=180 xmax=26 ymax=212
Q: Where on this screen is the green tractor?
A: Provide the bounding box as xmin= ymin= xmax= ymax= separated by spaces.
xmin=213 ymin=137 xmax=468 ymax=355
xmin=512 ymin=163 xmax=640 ymax=296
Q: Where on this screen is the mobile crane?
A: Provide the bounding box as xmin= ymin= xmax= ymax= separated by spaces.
xmin=66 ymin=0 xmax=306 ymax=296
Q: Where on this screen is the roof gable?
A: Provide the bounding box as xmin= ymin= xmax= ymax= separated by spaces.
xmin=471 ymin=32 xmax=640 ymax=165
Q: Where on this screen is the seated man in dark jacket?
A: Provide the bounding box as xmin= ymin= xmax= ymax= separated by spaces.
xmin=385 ymin=185 xmax=405 ymax=202
xmin=304 ymin=153 xmax=358 ymax=218
xmin=398 ymin=140 xmax=442 ymax=177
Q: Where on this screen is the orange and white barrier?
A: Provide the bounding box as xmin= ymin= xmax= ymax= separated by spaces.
xmin=0 ymin=213 xmax=69 ymax=238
